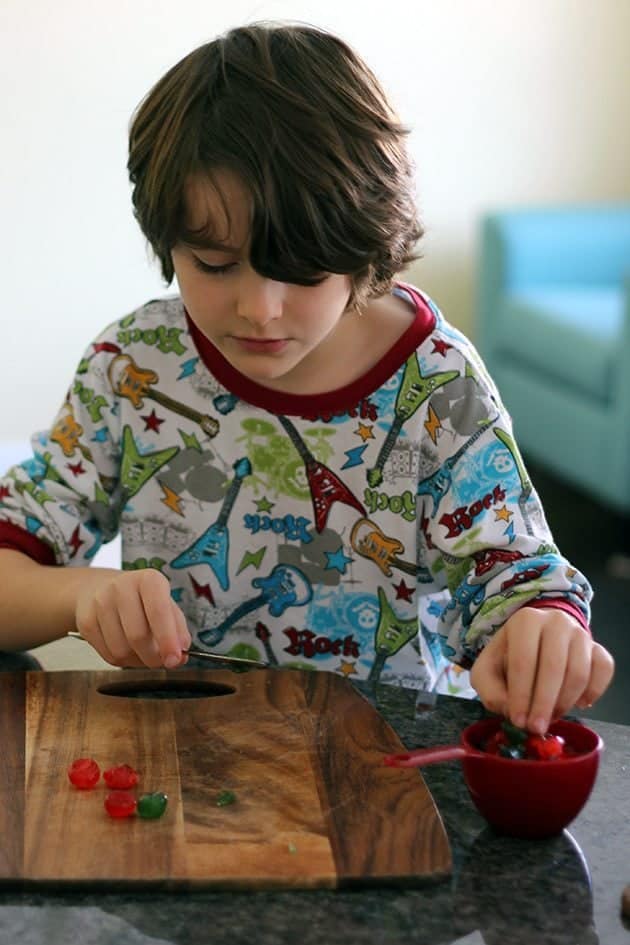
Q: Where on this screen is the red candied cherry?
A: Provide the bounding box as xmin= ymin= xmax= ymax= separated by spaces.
xmin=103 ymin=764 xmax=139 ymax=790
xmin=104 ymin=790 xmax=137 ymax=818
xmin=525 ymin=733 xmax=565 ymax=760
xmin=68 ymin=757 xmax=100 ymax=789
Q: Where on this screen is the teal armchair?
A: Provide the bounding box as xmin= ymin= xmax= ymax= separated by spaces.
xmin=477 ymin=205 xmax=630 ymax=513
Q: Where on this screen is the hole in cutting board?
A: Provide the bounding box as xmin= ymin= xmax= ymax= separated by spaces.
xmin=97 ymin=680 xmax=236 ymax=700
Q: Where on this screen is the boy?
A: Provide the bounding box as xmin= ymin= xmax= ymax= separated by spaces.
xmin=0 ymin=23 xmax=614 ymax=734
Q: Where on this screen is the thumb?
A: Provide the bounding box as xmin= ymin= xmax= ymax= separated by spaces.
xmin=470 ymin=634 xmax=508 ymax=717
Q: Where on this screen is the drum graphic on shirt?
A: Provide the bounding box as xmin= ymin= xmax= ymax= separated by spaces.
xmin=170 ymin=457 xmax=252 ymax=590
xmin=366 ymin=355 xmax=459 ymax=488
xmin=108 ymin=353 xmax=220 ymax=438
xmin=276 ymin=415 xmax=365 ymax=531
xmin=198 ymin=564 xmax=313 ymax=646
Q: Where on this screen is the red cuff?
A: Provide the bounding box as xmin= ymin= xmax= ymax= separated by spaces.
xmin=521 ymin=598 xmax=591 ymax=636
xmin=0 ymin=522 xmax=58 ymax=566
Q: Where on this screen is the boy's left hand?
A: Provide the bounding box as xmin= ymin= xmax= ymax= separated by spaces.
xmin=470 ymin=607 xmax=615 ymax=735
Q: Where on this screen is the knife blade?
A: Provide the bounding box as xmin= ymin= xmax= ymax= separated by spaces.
xmin=66 ymin=630 xmax=271 ymax=669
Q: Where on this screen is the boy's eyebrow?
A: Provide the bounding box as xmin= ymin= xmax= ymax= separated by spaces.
xmin=183 ymin=236 xmax=242 ymax=254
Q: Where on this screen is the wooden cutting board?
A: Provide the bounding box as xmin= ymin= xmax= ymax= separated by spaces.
xmin=0 ymin=668 xmax=451 ymax=889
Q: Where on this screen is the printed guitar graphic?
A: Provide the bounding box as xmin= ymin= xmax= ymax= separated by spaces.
xmin=50 ymin=406 xmax=94 ymax=463
xmin=108 ymin=353 xmax=219 ymax=438
xmin=417 ymin=422 xmax=493 ymax=515
xmin=198 ymin=564 xmax=313 ymax=646
xmin=367 ymin=355 xmax=459 ymax=487
xmin=350 ymin=517 xmax=430 ymax=580
xmin=367 ymin=587 xmax=418 ymax=684
xmin=170 ymin=457 xmax=252 ymax=590
xmin=277 ymin=415 xmax=365 ymax=531
xmin=494 ymin=428 xmax=534 ymax=537
xmin=119 ymin=425 xmax=179 ymax=501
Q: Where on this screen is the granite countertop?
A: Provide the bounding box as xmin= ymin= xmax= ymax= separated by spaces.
xmin=1 ymin=683 xmax=628 ymax=945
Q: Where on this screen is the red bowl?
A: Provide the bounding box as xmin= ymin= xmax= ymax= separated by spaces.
xmin=461 ymin=717 xmax=603 ymax=838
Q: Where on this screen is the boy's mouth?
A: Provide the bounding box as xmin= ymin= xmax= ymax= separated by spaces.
xmin=232 ymin=337 xmax=289 ymax=354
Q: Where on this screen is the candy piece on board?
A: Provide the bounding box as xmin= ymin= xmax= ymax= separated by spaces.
xmin=215 ymin=790 xmax=236 ymax=807
xmin=103 ymin=764 xmax=140 ymax=789
xmin=104 ymin=791 xmax=137 ymax=818
xmin=68 ymin=758 xmax=100 ymax=789
xmin=137 ymin=792 xmax=168 ymax=819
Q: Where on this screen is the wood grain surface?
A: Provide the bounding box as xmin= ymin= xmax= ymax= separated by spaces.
xmin=1 ymin=668 xmax=451 ymax=889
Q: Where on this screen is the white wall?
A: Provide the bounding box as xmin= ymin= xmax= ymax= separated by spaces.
xmin=2 ymin=0 xmax=629 ymax=439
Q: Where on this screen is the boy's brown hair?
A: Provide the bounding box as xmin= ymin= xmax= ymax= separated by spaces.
xmin=128 ymin=22 xmax=422 ymax=306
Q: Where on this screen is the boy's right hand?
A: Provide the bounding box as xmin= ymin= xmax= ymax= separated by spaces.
xmin=75 ymin=568 xmax=192 ymax=669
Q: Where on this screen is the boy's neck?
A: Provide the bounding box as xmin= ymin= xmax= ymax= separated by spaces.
xmin=256 ymin=289 xmax=417 ymax=397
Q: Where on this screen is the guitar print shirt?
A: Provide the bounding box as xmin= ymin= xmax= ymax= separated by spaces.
xmin=0 ymin=285 xmax=591 ymax=693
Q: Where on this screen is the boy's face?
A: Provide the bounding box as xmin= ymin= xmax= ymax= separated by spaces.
xmin=171 ymin=170 xmax=354 ymax=393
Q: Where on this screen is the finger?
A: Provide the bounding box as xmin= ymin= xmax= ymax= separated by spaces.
xmin=78 ymin=616 xmax=120 ymax=667
xmin=470 ymin=631 xmax=509 ymax=718
xmin=575 ymin=643 xmax=615 ymax=708
xmin=550 ymin=631 xmax=591 ymax=719
xmin=504 ymin=618 xmax=543 ymax=729
xmin=526 ymin=628 xmax=571 ymax=735
xmin=173 ymin=606 xmax=192 ymax=664
xmin=94 ymin=600 xmax=148 ymax=668
xmin=138 ymin=570 xmax=185 ymax=668
xmin=174 ymin=604 xmax=192 ymax=652
xmin=116 ymin=581 xmax=164 ymax=668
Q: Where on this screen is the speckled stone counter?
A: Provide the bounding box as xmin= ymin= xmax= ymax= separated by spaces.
xmin=1 ymin=683 xmax=628 ymax=945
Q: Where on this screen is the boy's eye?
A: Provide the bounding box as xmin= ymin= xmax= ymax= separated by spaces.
xmin=192 ymin=257 xmax=237 ymax=276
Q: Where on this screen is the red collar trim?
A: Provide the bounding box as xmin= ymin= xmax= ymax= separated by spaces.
xmin=185 ymin=282 xmax=435 ymax=416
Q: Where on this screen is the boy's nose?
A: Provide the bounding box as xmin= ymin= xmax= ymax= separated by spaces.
xmin=236 ymin=271 xmax=285 ymax=327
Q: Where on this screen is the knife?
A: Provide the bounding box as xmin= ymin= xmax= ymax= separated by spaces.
xmin=66 ymin=630 xmax=271 ymax=669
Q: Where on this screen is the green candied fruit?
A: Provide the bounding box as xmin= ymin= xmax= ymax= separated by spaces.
xmin=215 ymin=790 xmax=237 ymax=807
xmin=137 ymin=791 xmax=168 ymax=819
xmin=501 ymin=720 xmax=528 ymax=745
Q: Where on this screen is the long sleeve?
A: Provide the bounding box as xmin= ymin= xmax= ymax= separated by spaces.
xmin=416 ymin=336 xmax=592 ymax=668
xmin=0 ymin=330 xmax=124 ymax=566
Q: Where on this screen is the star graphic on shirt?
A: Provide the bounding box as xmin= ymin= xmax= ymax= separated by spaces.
xmin=159 ymin=482 xmax=184 ymax=516
xmin=255 ymin=496 xmax=274 ymax=513
xmin=190 ymin=574 xmax=215 ymax=605
xmin=337 ymin=660 xmax=358 ymax=678
xmin=355 ymin=423 xmax=374 ymax=442
xmin=494 ymin=505 xmax=512 ymax=523
xmin=142 ymin=409 xmax=165 ymax=433
xmin=0 ymin=484 xmax=11 ymax=502
xmin=432 ymin=338 xmax=453 ymax=357
xmin=69 ymin=524 xmax=84 ymax=559
xmin=393 ymin=578 xmax=414 ymax=602
xmin=341 ymin=445 xmax=367 ymax=469
xmin=67 ymin=462 xmax=86 ymax=477
xmin=325 ymin=546 xmax=353 ymax=574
